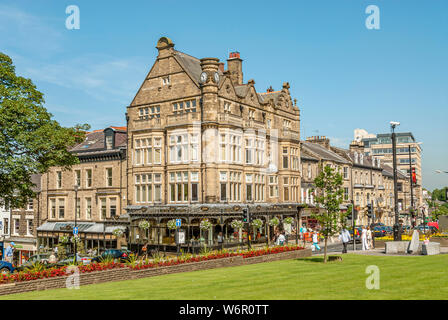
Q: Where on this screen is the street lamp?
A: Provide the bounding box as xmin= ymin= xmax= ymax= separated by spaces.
xmin=390 ymin=121 xmax=401 ymax=241
xmin=74 ymin=184 xmax=79 ymax=264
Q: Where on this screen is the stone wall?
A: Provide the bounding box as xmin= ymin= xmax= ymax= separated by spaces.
xmin=0 ymin=248 xmax=311 ymax=296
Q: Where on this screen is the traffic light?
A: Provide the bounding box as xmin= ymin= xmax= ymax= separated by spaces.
xmin=411 ymin=167 xmax=417 ymax=184
xmin=243 ymin=209 xmax=250 ymax=223
xmin=367 ymin=204 xmax=372 ymax=218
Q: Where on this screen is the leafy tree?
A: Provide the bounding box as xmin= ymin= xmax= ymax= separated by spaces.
xmin=430 ymin=204 xmax=448 ymax=221
xmin=0 ymin=53 xmax=89 ymax=208
xmin=431 ymin=187 xmax=448 ymax=202
xmin=311 ymin=165 xmax=345 ymax=263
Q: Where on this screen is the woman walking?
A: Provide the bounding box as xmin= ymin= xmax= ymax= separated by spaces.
xmin=361 ymin=226 xmax=369 ymax=251
xmin=312 ymin=230 xmax=321 ymax=252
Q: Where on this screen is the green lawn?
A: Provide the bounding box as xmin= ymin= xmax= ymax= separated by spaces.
xmin=2 ymin=254 xmax=448 ymax=300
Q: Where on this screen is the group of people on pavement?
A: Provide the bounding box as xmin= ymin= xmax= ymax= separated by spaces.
xmin=339 ymin=225 xmax=375 ymax=253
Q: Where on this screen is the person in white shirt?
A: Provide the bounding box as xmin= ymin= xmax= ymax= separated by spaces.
xmin=339 ymin=228 xmax=351 ymax=253
xmin=361 ymin=226 xmax=369 ymax=250
xmin=277 ymin=232 xmax=286 ymax=246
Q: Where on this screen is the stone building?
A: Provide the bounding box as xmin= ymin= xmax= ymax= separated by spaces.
xmin=358 ymin=131 xmax=423 ymax=209
xmin=2 ymin=174 xmax=41 ymax=265
xmin=36 ymin=127 xmax=128 ymax=251
xmin=124 ymin=37 xmax=302 ymax=250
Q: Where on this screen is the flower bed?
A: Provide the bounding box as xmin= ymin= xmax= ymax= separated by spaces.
xmin=0 ymin=246 xmax=305 ymax=285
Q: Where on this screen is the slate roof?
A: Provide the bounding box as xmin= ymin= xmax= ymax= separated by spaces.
xmin=173 ymin=50 xmax=224 ymax=86
xmin=301 ymin=141 xmax=350 ymax=164
xmin=71 ymin=127 xmax=127 ymax=154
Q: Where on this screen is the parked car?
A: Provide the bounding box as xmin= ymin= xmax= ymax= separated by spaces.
xmin=91 ymin=249 xmax=132 ymax=263
xmin=348 ymin=227 xmax=362 ymax=243
xmin=416 ymin=225 xmax=437 ymax=234
xmin=15 ymin=253 xmax=51 ymax=272
xmin=372 ymin=226 xmax=387 ymax=237
xmin=56 ymin=254 xmax=93 ymax=266
xmin=0 ymin=261 xmax=15 ymax=274
xmin=370 ymin=222 xmax=385 ymax=228
xmin=384 ymin=226 xmax=393 ymax=234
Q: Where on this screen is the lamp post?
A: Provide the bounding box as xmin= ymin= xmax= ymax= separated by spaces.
xmin=390 ymin=121 xmax=402 ymax=241
xmin=409 ymin=142 xmax=422 ymax=228
xmin=74 ymin=184 xmax=79 ymax=263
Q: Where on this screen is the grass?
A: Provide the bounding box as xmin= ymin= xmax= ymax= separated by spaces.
xmin=2 ymin=254 xmax=448 ymax=300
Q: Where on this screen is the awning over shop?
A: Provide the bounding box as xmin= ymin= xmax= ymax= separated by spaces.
xmin=37 ymin=222 xmax=127 ymax=234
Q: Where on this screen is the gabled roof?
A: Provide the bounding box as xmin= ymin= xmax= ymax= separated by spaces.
xmin=302 ymin=141 xmax=351 ymax=164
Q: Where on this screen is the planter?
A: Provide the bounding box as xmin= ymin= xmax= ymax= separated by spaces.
xmin=429 ymin=237 xmax=448 ymax=247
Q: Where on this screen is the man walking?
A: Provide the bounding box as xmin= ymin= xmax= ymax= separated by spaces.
xmin=339 ymin=228 xmax=351 ymax=254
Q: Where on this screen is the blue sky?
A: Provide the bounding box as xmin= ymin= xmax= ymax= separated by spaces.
xmin=0 ymin=0 xmax=447 ymax=191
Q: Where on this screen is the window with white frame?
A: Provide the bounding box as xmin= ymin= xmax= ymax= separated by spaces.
xmin=86 ymin=169 xmax=92 ymax=188
xmin=254 ymin=174 xmax=265 ymax=202
xmin=169 ymin=133 xmax=192 ymax=163
xmin=58 ymin=198 xmax=65 ymax=219
xmin=85 ymin=198 xmax=92 ymax=220
xmin=27 ymin=219 xmax=33 ymax=236
xmin=248 ymin=109 xmax=255 ymax=119
xmin=343 ymin=167 xmax=348 ymax=179
xmin=283 ymin=119 xmax=291 ymax=129
xmin=169 ymin=171 xmax=189 ymax=203
xmin=282 ymin=147 xmax=288 ymax=169
xmin=228 ymin=171 xmax=241 ymax=202
xmin=154 ymin=174 xmax=162 ymax=202
xmin=75 ymin=170 xmax=81 ymax=187
xmin=190 ymin=172 xmax=199 ymax=202
xmin=269 ymin=175 xmax=279 ymax=198
xmin=56 ymin=171 xmax=62 ymax=189
xmin=13 ymin=219 xmax=19 ymax=235
xmin=245 ymin=137 xmax=254 ymax=164
xmin=50 ymin=199 xmax=56 ymax=219
xmin=106 ymin=168 xmax=113 ymax=187
xmin=100 ymin=198 xmax=107 ymax=220
xmin=135 ymin=173 xmax=153 ymax=203
xmin=246 ymin=174 xmax=253 ymax=201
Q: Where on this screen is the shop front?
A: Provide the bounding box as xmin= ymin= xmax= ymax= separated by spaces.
xmin=36 ymin=221 xmax=128 ymax=254
xmin=126 ymin=203 xmax=305 ymax=254
xmin=3 ymin=238 xmax=37 ymax=266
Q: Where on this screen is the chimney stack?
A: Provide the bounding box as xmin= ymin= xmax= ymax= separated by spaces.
xmin=227 ymin=51 xmax=243 ymax=85
xmin=218 ymin=62 xmax=225 ymax=73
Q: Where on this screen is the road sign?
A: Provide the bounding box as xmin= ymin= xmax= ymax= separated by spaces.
xmin=176 ymin=230 xmax=185 ymax=244
xmin=73 ymin=227 xmax=79 ymax=235
xmin=176 ymin=219 xmax=182 ymax=227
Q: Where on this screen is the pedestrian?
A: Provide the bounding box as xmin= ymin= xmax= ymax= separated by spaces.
xmin=339 ymin=228 xmax=351 ymax=254
xmin=217 ymin=231 xmax=224 ymax=250
xmin=278 ymin=232 xmax=286 ymax=246
xmin=312 ymin=230 xmax=321 ymax=251
xmin=361 ymin=226 xmax=369 ymax=250
xmin=367 ymin=227 xmax=373 ymax=249
xmin=5 ymin=242 xmax=14 ymax=264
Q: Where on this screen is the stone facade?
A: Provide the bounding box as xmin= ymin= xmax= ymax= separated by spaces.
xmin=125 ymin=37 xmax=301 ymax=208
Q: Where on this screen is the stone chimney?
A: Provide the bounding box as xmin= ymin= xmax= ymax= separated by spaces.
xmin=349 ymin=140 xmax=364 ymax=154
xmin=227 ymin=52 xmax=243 ymax=85
xmin=218 ymin=62 xmax=225 ymax=73
xmin=306 ymin=136 xmax=330 ymax=149
xmin=156 ymin=36 xmax=175 ymax=58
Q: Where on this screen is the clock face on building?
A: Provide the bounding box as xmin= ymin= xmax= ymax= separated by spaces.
xmin=200 ymin=72 xmax=207 ymax=84
xmin=214 ymin=72 xmax=219 ymax=83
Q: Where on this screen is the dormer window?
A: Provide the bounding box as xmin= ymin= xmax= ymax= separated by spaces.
xmin=354 ymin=152 xmax=359 ymax=163
xmin=104 ymin=128 xmax=114 ymax=150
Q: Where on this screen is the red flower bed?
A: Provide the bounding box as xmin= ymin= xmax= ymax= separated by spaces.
xmin=0 ymin=246 xmax=305 ymax=284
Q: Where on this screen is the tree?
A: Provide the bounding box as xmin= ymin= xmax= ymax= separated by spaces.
xmin=312 ymin=165 xmax=345 ymax=263
xmin=0 ymin=53 xmax=89 ymax=208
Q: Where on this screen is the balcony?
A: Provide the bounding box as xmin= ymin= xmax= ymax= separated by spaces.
xmin=166 ymin=112 xmax=200 ymax=126
xmin=244 ymin=118 xmax=265 ymax=130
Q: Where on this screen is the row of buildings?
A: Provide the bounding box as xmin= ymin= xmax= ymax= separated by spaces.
xmin=0 ymin=37 xmax=424 ymax=263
